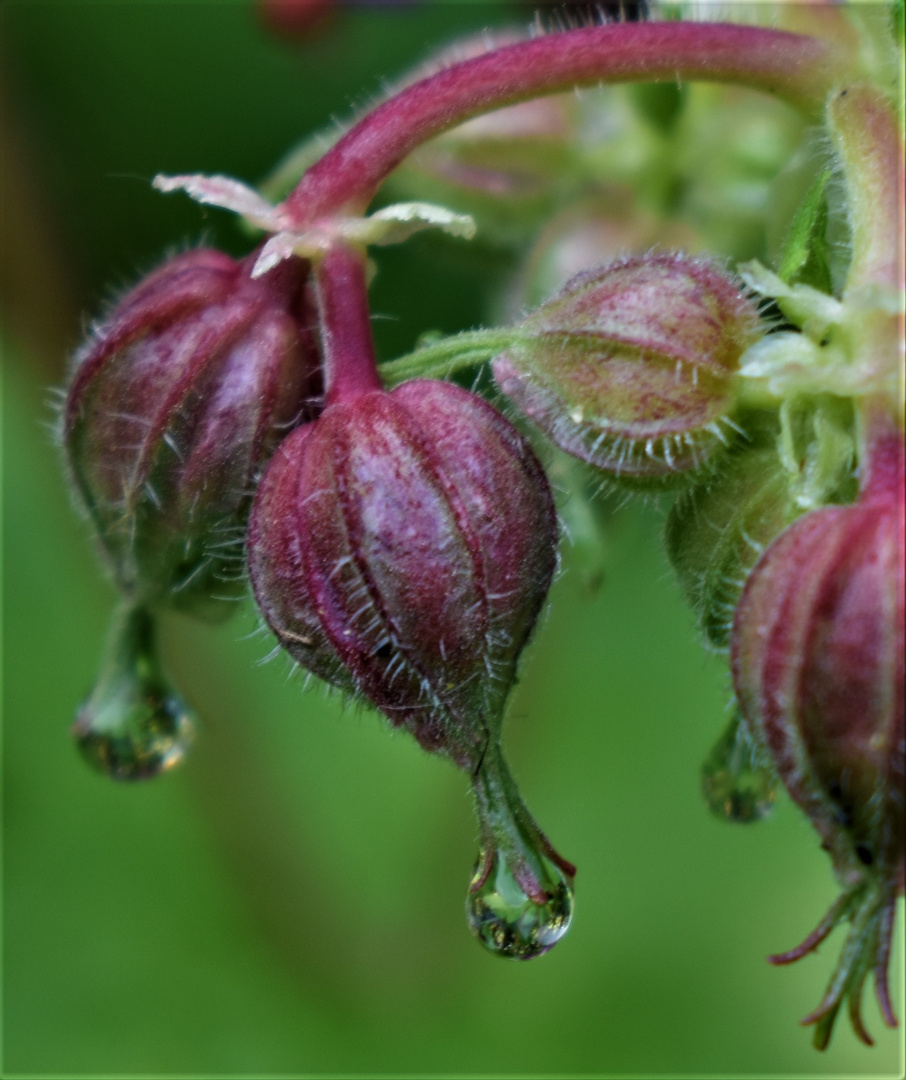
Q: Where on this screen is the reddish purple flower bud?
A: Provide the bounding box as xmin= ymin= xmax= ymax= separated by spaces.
xmin=247 ymin=378 xmax=557 ymax=768
xmin=731 ymin=418 xmax=904 ymax=1048
xmin=493 ymin=252 xmax=763 ymax=486
xmin=64 ymin=248 xmax=318 ymax=618
xmin=257 ymin=0 xmax=335 ymax=42
xmin=248 ymin=377 xmax=575 ymax=958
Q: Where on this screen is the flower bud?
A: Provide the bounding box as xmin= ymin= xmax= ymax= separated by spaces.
xmin=257 ymin=0 xmax=335 ymax=42
xmin=492 ymin=252 xmax=763 ymax=486
xmin=730 ymin=422 xmax=904 ymax=1048
xmin=248 ymin=379 xmax=575 ymax=956
xmin=248 ymin=378 xmax=556 ymax=766
xmin=63 ymin=248 xmax=317 ymax=618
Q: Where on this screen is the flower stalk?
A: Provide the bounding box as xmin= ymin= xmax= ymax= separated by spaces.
xmin=284 ymin=22 xmax=845 ymax=224
xmin=829 ymin=84 xmax=904 ymax=297
xmin=312 ymin=243 xmax=383 ymax=405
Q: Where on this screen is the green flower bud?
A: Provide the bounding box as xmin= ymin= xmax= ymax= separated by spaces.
xmin=493 ymin=252 xmax=764 ymax=487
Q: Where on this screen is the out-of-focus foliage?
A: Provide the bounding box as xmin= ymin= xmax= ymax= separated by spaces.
xmin=2 ymin=3 xmax=902 ymax=1075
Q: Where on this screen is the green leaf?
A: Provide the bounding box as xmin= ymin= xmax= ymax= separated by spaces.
xmin=777 ymin=168 xmax=833 ymax=292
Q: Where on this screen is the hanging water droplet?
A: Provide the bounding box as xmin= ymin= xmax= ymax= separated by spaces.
xmin=702 ymin=707 xmax=778 ymax=823
xmin=467 ymin=741 xmax=575 ymax=959
xmin=466 ymin=848 xmax=573 ymax=960
xmin=73 ymin=692 xmax=194 ymax=780
xmin=72 ymin=603 xmax=195 ymax=781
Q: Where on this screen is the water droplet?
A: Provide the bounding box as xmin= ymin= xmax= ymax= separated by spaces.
xmin=467 ymin=850 xmax=573 ymax=960
xmin=702 ymin=708 xmax=778 ymax=823
xmin=73 ymin=693 xmax=194 ymax=780
xmin=467 ymin=741 xmax=575 ymax=959
xmin=72 ymin=603 xmax=195 ymax=781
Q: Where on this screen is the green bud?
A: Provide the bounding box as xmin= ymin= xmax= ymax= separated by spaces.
xmin=494 ymin=252 xmax=764 ymax=488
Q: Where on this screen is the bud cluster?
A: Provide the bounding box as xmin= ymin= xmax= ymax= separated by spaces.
xmin=55 ymin=9 xmax=903 ymax=1051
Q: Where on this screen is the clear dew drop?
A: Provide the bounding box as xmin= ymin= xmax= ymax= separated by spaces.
xmin=72 ymin=603 xmax=195 ymax=781
xmin=702 ymin=708 xmax=778 ymax=823
xmin=72 ymin=692 xmax=194 ymax=781
xmin=466 ymin=850 xmax=573 ymax=960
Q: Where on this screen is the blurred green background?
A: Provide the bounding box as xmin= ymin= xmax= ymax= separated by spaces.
xmin=2 ymin=2 xmax=902 ymax=1076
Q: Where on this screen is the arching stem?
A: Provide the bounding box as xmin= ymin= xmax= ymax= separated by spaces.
xmin=379 ymin=328 xmax=524 ymax=386
xmin=283 ymin=22 xmax=843 ymax=224
xmin=828 ymin=85 xmax=904 ymax=298
xmin=828 ymin=86 xmax=905 ymax=425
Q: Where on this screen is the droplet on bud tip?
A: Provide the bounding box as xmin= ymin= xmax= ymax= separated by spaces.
xmin=466 ymin=848 xmax=573 ymax=960
xmin=72 ymin=603 xmax=195 ymax=781
xmin=702 ymin=708 xmax=778 ymax=823
xmin=467 ymin=742 xmax=575 ymax=959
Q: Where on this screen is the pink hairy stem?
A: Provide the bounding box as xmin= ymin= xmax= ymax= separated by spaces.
xmin=312 ymin=243 xmax=383 ymax=405
xmin=283 ymin=21 xmax=842 ymax=224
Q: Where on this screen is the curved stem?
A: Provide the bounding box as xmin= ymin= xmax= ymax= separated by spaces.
xmin=313 ymin=244 xmax=383 ymax=406
xmin=284 ymin=22 xmax=842 ymax=224
xmin=828 ymin=85 xmax=904 ymax=297
xmin=827 ymin=88 xmax=904 ymax=424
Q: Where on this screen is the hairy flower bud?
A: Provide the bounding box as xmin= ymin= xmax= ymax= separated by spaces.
xmin=493 ymin=252 xmax=763 ymax=486
xmin=64 ymin=248 xmax=317 ymax=618
xmin=248 ymin=378 xmax=556 ymax=765
xmin=731 ymin=420 xmax=904 ymax=1048
xmin=248 ymin=378 xmax=575 ymax=957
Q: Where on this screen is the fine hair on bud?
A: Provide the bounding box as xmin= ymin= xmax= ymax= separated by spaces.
xmin=247 ymin=378 xmax=558 ymax=770
xmin=493 ymin=251 xmax=764 ymax=489
xmin=63 ymin=248 xmax=319 ymax=619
